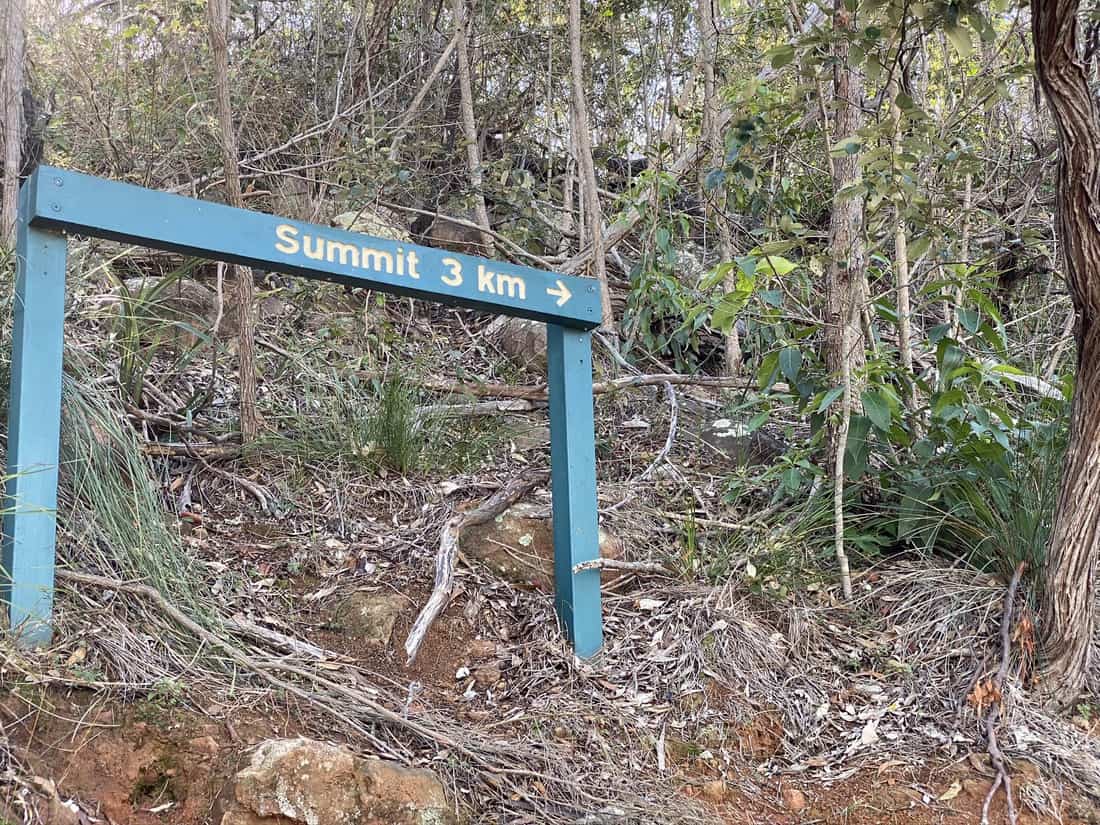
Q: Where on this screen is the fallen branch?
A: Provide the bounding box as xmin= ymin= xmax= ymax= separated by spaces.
xmin=416 ymin=399 xmax=544 ymax=419
xmin=641 ymin=383 xmax=678 ymax=482
xmin=198 ymin=459 xmax=274 ymax=514
xmin=981 ymin=561 xmax=1026 ymax=825
xmin=572 ymin=558 xmax=670 ymax=575
xmin=405 ymin=470 xmax=547 ymax=664
xmin=142 ymin=442 xmax=242 ymax=459
xmin=226 ymin=612 xmax=339 ymax=662
xmin=369 ymin=371 xmax=756 ymax=402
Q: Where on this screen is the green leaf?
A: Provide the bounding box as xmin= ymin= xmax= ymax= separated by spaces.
xmin=755 ymin=254 xmax=799 ymax=277
xmin=938 ymin=341 xmax=965 ymax=377
xmin=746 ymin=410 xmax=769 ymax=432
xmin=830 ymin=136 xmax=862 ymax=157
xmin=704 ymin=168 xmax=726 ymax=191
xmin=861 ymin=390 xmax=892 ymax=432
xmin=781 ymin=467 xmax=802 ymax=494
xmin=844 ymin=416 xmax=873 ymax=479
xmin=816 ymin=385 xmax=845 ymax=413
xmin=759 ymin=289 xmax=784 ymax=307
xmin=768 ymin=44 xmax=795 ymax=69
xmin=979 ymin=322 xmax=1006 ymax=353
xmin=958 ymin=308 xmax=979 ymax=333
xmin=712 ymin=293 xmax=745 ymax=331
xmin=945 ymin=25 xmax=973 ymax=57
xmin=779 ymin=347 xmax=802 ymax=382
xmin=907 ymin=235 xmax=932 ymax=261
xmin=758 ymin=350 xmax=781 ymax=391
xmin=700 ymin=261 xmax=735 ymax=291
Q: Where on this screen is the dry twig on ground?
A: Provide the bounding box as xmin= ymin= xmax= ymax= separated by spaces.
xmin=981 ymin=561 xmax=1027 ymax=825
xmin=405 ymin=469 xmax=548 ymax=664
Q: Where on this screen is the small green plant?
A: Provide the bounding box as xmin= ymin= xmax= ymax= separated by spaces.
xmin=106 ymin=260 xmax=210 ymax=406
xmin=148 ymin=678 xmax=184 ymax=707
xmin=367 ymin=372 xmax=427 ymax=473
xmin=679 ymin=508 xmax=699 ymax=575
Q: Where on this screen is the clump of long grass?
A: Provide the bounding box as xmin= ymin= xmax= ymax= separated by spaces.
xmin=106 ymin=261 xmax=209 ymax=405
xmin=58 ymin=366 xmax=212 ymax=623
xmin=904 ymin=423 xmax=1065 ymax=579
xmin=367 ymin=371 xmax=431 ymax=472
xmin=257 ymin=368 xmax=501 ymax=475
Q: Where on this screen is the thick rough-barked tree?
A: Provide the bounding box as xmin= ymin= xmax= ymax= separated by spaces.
xmin=1032 ymin=0 xmax=1100 ymax=705
xmin=1 ymin=0 xmax=24 ymax=243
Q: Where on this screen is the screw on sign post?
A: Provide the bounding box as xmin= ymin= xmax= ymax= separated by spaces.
xmin=2 ymin=166 xmax=605 ymax=657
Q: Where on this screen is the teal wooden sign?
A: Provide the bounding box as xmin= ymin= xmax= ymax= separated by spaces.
xmin=3 ymin=166 xmax=604 ymax=657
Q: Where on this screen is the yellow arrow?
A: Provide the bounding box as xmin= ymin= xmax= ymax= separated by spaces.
xmin=546 ymin=279 xmax=572 ymax=307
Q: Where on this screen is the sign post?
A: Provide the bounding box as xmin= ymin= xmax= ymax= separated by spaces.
xmin=3 ymin=166 xmax=604 ymax=657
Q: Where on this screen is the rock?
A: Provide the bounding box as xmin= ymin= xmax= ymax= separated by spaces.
xmin=460 ymin=502 xmax=623 ymax=590
xmin=506 ymin=421 xmax=550 ymax=452
xmin=473 ymin=664 xmax=502 ymax=689
xmin=222 ymin=737 xmax=455 ymax=825
xmin=701 ymin=780 xmax=728 ymax=802
xmin=467 ymin=639 xmax=497 ymax=659
xmin=490 ymin=316 xmax=546 ymax=371
xmin=782 ymin=787 xmax=807 ymax=813
xmin=334 ymin=591 xmax=405 ymax=644
xmin=187 ymin=735 xmax=220 ymax=758
xmin=333 ymin=209 xmax=410 ymax=242
xmin=700 ymin=418 xmax=785 ymax=467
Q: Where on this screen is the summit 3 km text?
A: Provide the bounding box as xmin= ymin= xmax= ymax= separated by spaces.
xmin=273 ymin=224 xmax=573 ymax=306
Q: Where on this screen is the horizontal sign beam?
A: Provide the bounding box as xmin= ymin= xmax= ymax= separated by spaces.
xmin=24 ymin=167 xmax=602 ymax=329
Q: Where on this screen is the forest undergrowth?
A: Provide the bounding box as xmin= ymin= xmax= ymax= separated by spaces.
xmin=2 ymin=1 xmax=1100 ymax=822
xmin=0 ymin=241 xmax=1096 ymax=823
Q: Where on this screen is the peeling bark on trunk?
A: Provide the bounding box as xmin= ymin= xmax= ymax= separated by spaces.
xmin=697 ymin=0 xmax=741 ymax=374
xmin=1 ymin=0 xmax=24 ymax=244
xmin=890 ymin=83 xmax=915 ymax=409
xmin=825 ymin=0 xmax=865 ymax=600
xmin=1032 ymin=0 xmax=1100 ymax=705
xmin=207 ymin=0 xmax=260 ymax=443
xmin=825 ymin=1 xmax=867 ymax=437
xmin=568 ymin=0 xmax=616 ymax=341
xmin=452 ymin=0 xmax=493 ymax=255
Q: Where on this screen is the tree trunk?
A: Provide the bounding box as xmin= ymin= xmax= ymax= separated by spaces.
xmin=697 ymin=0 xmax=741 ymax=374
xmin=825 ymin=0 xmax=866 ymax=435
xmin=824 ymin=0 xmax=866 ymax=599
xmin=568 ymin=0 xmax=616 ymax=342
xmin=207 ymin=0 xmax=260 ymax=443
xmin=1 ymin=0 xmax=24 ymax=244
xmin=451 ymin=0 xmax=493 ymax=255
xmin=1032 ymin=0 xmax=1100 ymax=706
xmin=890 ymin=82 xmax=914 ymax=408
